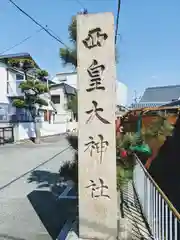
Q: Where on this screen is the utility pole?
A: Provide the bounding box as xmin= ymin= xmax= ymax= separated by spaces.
xmin=133 ymin=90 xmax=141 ymax=103
xmin=134 ymin=90 xmax=138 ymax=103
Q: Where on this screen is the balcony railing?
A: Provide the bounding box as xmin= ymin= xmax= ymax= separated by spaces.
xmin=133 ymin=155 xmax=180 ymax=240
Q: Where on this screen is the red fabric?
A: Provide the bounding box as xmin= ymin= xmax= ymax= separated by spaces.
xmin=121 ymin=150 xmax=127 ymax=158
xmin=145 ymin=149 xmax=156 ymax=169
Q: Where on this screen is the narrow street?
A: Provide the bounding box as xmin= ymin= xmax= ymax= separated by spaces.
xmin=0 ymin=135 xmax=75 ymax=240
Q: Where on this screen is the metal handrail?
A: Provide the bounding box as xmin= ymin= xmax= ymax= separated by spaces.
xmin=134 ymin=154 xmax=180 ymax=239
xmin=134 ymin=154 xmax=180 ymax=220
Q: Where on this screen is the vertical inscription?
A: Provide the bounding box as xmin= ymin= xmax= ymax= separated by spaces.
xmin=77 ymin=13 xmax=117 ymax=240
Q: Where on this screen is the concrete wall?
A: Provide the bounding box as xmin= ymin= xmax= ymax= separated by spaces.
xmin=50 ymin=85 xmax=68 ymax=113
xmin=49 ymin=85 xmax=73 ymax=122
xmin=14 ymin=122 xmax=67 ymax=141
xmin=66 ymin=120 xmax=77 ymax=132
xmin=0 ymin=62 xmax=10 ymax=120
xmin=0 ymin=62 xmax=9 ymax=103
xmin=54 ymin=112 xmax=72 ymax=123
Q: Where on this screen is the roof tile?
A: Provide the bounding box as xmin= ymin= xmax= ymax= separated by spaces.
xmin=140 ymin=85 xmax=180 ymax=103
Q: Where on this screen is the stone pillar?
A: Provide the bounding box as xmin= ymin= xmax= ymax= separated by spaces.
xmin=13 ymin=123 xmax=20 ymax=142
xmin=77 ymin=12 xmax=117 ymax=239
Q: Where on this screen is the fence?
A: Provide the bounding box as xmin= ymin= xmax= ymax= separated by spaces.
xmin=0 ymin=127 xmax=14 ymax=145
xmin=133 ymin=155 xmax=180 ymax=240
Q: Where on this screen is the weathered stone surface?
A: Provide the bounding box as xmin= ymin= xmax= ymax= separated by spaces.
xmin=77 ymin=12 xmax=117 ymax=240
xmin=118 ymin=218 xmax=133 ymax=240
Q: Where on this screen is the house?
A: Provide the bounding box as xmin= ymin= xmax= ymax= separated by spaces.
xmin=52 ymin=71 xmax=77 ymax=89
xmin=0 ymin=53 xmax=56 ymax=122
xmin=52 ymin=71 xmax=128 ymax=114
xmin=49 ymin=82 xmax=76 ymax=122
xmin=131 ymin=85 xmax=180 ymax=109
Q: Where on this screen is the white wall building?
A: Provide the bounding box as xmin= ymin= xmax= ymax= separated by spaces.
xmin=53 ymin=72 xmax=77 ymax=89
xmin=49 ymin=83 xmax=76 ymax=122
xmin=0 ymin=53 xmax=55 ymax=122
xmin=0 ymin=61 xmax=24 ymax=121
xmin=52 ymin=71 xmax=128 ymax=106
xmin=116 ymin=81 xmax=128 ymax=107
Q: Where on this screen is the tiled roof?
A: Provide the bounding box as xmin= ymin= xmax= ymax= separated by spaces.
xmin=162 ymin=99 xmax=180 ymax=107
xmin=64 ymin=83 xmax=76 ymax=95
xmin=0 ymin=52 xmax=40 ymax=68
xmin=140 ymin=85 xmax=180 ymax=103
xmin=131 ymin=102 xmax=163 ymax=109
xmin=50 ymin=83 xmax=76 ymax=95
xmin=0 ymin=53 xmax=31 ymax=59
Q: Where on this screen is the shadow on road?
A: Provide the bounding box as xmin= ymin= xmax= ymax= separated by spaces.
xmin=27 ymin=170 xmax=78 ymax=239
xmin=27 ymin=190 xmax=77 ymax=240
xmin=27 ymin=170 xmax=61 ymax=189
xmin=27 ymin=169 xmax=122 ymax=240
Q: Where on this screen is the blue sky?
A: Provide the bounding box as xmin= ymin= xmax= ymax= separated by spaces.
xmin=1 ymin=0 xmax=180 ymax=103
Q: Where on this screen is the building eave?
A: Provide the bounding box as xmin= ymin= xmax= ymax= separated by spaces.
xmin=56 ymin=71 xmax=77 ymax=76
xmin=0 ymin=52 xmax=40 ymax=69
xmin=50 ymin=82 xmax=76 ymax=95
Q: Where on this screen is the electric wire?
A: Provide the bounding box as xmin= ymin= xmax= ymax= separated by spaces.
xmin=0 ymin=28 xmax=43 ymax=55
xmin=115 ymin=0 xmax=121 ymax=44
xmin=8 ymin=0 xmax=68 ymax=47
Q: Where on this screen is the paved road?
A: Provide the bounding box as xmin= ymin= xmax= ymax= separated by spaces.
xmin=0 ymin=135 xmax=75 ymax=240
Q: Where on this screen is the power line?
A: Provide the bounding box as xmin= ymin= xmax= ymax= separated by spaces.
xmin=115 ymin=0 xmax=121 ymax=44
xmin=75 ymin=0 xmax=86 ymax=9
xmin=8 ymin=0 xmax=68 ymax=47
xmin=4 ymin=0 xmax=88 ymax=63
xmin=0 ymin=28 xmax=43 ymax=55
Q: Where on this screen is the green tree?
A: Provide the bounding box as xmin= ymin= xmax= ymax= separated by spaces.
xmin=60 ymin=10 xmax=118 ymax=68
xmin=8 ymin=58 xmax=36 ymax=80
xmin=60 ymin=17 xmax=77 ymax=68
xmin=60 ymin=10 xmax=88 ymax=68
xmin=60 ymin=11 xmax=118 ymax=117
xmin=8 ymin=58 xmax=49 ymax=143
xmin=13 ymin=78 xmax=48 ymax=143
xmin=36 ymin=69 xmax=49 ymax=82
xmin=67 ymin=94 xmax=78 ymax=120
xmin=142 ymin=114 xmax=174 ymax=141
xmin=60 ymin=10 xmax=86 ymax=119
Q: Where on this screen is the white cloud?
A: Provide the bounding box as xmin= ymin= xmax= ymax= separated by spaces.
xmin=151 ymin=75 xmax=158 ymax=79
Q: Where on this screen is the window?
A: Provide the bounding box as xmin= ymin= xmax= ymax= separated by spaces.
xmin=43 ymin=110 xmax=52 ymax=123
xmin=16 ymin=74 xmax=24 ymax=81
xmin=16 ymin=74 xmax=24 ymax=94
xmin=51 ymin=95 xmax=60 ymax=104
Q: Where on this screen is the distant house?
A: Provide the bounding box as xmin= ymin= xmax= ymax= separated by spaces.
xmin=52 ymin=71 xmax=128 ymax=107
xmin=52 ymin=71 xmax=77 ymax=89
xmin=131 ymin=85 xmax=180 ymax=109
xmin=49 ymin=82 xmax=76 ymax=122
xmin=0 ymin=52 xmax=56 ymax=122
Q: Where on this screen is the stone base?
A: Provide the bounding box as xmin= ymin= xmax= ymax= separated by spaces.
xmin=118 ymin=218 xmax=132 ymax=240
xmin=64 ymin=218 xmax=131 ymax=240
